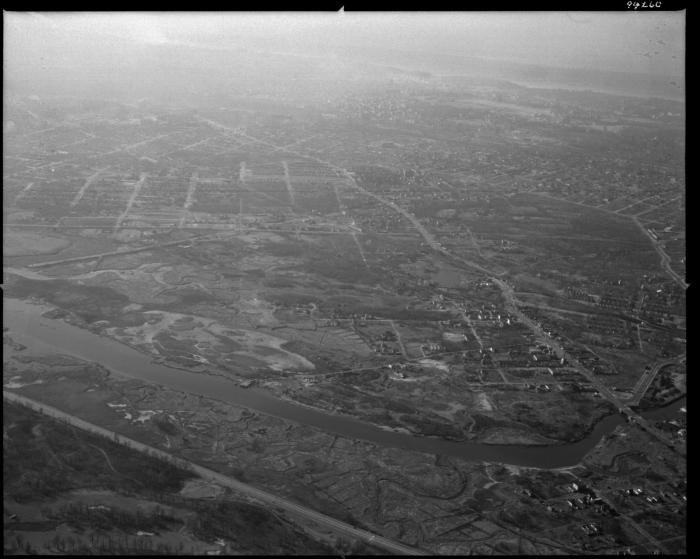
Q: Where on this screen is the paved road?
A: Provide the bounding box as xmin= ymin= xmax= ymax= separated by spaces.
xmin=314 ymin=175 xmax=685 ymax=446
xmin=492 ymin=277 xmax=683 ymax=450
xmin=3 ymin=390 xmax=428 ymax=556
xmin=632 ymin=216 xmax=688 ymax=291
xmin=21 ymin=232 xmax=217 ymax=269
xmin=197 ymin=115 xmax=496 ymax=277
xmin=523 ymin=192 xmax=686 ymax=291
xmin=343 ymin=174 xmax=500 ymax=278
xmin=628 ymin=356 xmax=685 ymax=407
xmin=197 ymin=115 xmax=686 ymax=454
xmin=310 ymin=162 xmax=683 ymax=449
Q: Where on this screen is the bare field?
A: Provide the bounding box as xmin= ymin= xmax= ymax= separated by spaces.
xmin=4 ymin=230 xmax=72 ymax=257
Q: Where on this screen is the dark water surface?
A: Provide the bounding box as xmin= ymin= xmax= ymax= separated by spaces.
xmin=5 ymin=297 xmax=626 ymax=468
xmin=639 ymin=396 xmax=686 ymax=421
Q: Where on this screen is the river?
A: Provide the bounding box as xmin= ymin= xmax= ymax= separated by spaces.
xmin=639 ymin=396 xmax=686 ymax=422
xmin=5 ymin=296 xmax=628 ymax=468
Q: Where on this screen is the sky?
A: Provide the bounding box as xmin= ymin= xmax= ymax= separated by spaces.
xmin=4 ymin=10 xmax=685 ymax=103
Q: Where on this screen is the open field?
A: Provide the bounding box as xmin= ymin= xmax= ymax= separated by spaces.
xmin=3 ymin=344 xmax=685 ymax=555
xmin=3 ymin=92 xmax=685 ymax=445
xmin=4 ymin=70 xmax=685 ymax=553
xmin=4 ymin=400 xmax=345 ymax=556
xmin=4 ymin=230 xmax=72 ymax=257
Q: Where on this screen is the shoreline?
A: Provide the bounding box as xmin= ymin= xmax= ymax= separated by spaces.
xmin=4 ymin=294 xmax=624 ymax=467
xmin=636 ymin=392 xmax=687 ymax=413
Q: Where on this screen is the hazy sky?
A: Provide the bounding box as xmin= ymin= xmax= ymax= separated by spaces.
xmin=6 ymin=11 xmax=685 ymax=77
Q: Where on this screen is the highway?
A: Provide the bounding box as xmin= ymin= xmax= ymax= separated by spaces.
xmin=197 ymin=115 xmax=687 ymax=454
xmin=319 ymin=170 xmax=684 ymax=448
xmin=319 ymin=165 xmax=685 ymax=450
xmin=493 ymin=278 xmax=685 ymax=450
xmin=632 ymin=216 xmax=688 ymax=291
xmin=340 ymin=172 xmax=501 ymax=278
xmin=521 ymin=193 xmax=687 ymax=291
xmin=196 ymin=115 xmax=497 ymax=277
xmin=3 ymin=390 xmax=429 ymax=556
xmin=628 ymin=356 xmax=686 ymax=407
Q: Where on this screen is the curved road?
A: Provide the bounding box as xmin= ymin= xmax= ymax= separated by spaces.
xmin=196 ymin=115 xmax=686 ymax=452
xmin=520 ymin=192 xmax=686 ymax=291
xmin=628 ymin=356 xmax=686 ymax=407
xmin=196 ymin=115 xmax=497 ymax=278
xmin=3 ymin=390 xmax=427 ymax=556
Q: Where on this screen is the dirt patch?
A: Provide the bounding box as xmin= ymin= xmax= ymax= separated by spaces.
xmin=474 ymin=392 xmax=495 ymax=412
xmin=179 ymin=479 xmax=226 ymax=499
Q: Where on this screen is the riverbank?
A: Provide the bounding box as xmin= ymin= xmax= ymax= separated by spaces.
xmin=4 ymin=295 xmax=624 ymax=469
xmin=4 ymin=301 xmax=686 ymax=554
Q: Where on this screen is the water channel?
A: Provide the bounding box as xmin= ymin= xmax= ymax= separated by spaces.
xmin=5 ymin=296 xmax=665 ymax=469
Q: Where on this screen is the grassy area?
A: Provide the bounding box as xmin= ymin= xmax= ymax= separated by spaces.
xmin=4 ymin=402 xmax=192 ymax=503
xmin=4 ymin=275 xmax=129 ymax=324
xmin=3 ymin=401 xmax=342 ymax=555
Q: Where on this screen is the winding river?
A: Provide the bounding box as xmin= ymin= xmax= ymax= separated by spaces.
xmin=4 ymin=296 xmax=634 ymax=468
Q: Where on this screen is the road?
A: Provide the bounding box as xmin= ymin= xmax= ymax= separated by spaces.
xmin=13 ymin=181 xmax=35 ymax=204
xmin=71 ymin=167 xmax=109 ymax=208
xmin=522 ymin=193 xmax=686 ymax=291
xmin=498 ymin=278 xmax=686 ymax=449
xmin=178 ymin=171 xmax=199 ymax=228
xmin=492 ymin=278 xmax=684 ymax=446
xmin=21 ymin=232 xmax=217 ymax=269
xmin=466 ymin=227 xmax=483 ymax=258
xmin=344 ymin=175 xmax=500 ymax=278
xmin=3 ymin=390 xmax=429 ymax=556
xmin=631 ymin=216 xmax=688 ymax=291
xmin=628 ymin=356 xmax=685 ymax=407
xmin=196 ymin=115 xmax=497 ymax=277
xmin=5 ymin=225 xmax=417 ymax=252
xmin=281 ymin=160 xmax=296 ymax=206
xmin=114 ymin=173 xmax=147 ymax=234
xmin=389 ymin=319 xmax=409 ymax=358
xmin=352 ymin=232 xmax=369 ymax=268
xmin=555 ymin=471 xmax=669 ymax=554
xmin=196 ymin=115 xmax=686 ymax=453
